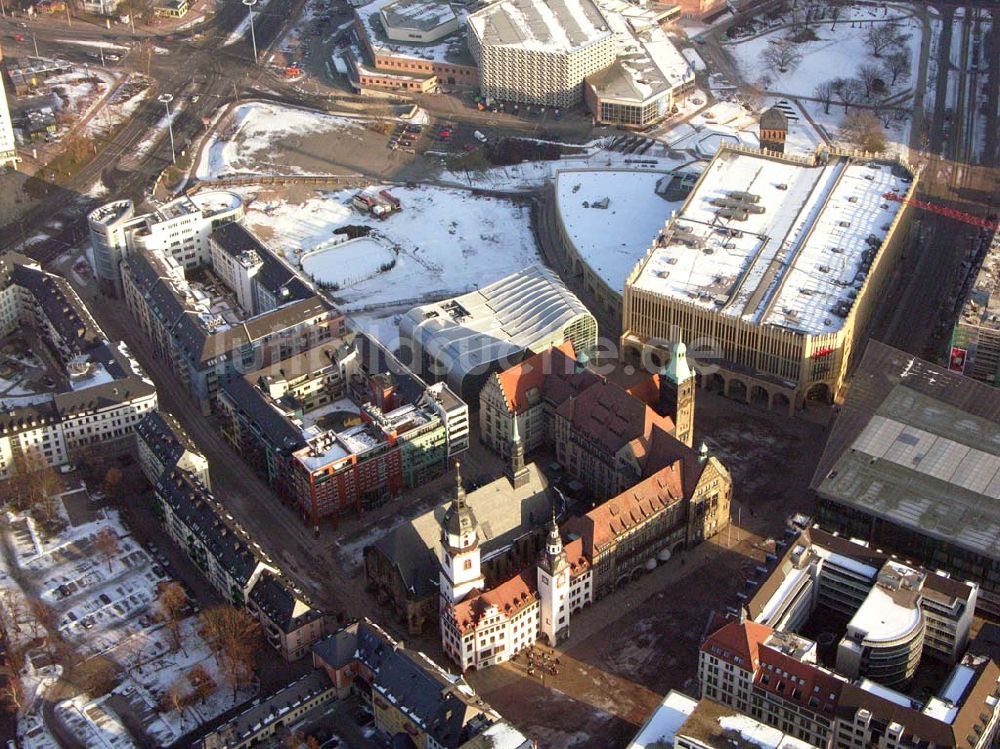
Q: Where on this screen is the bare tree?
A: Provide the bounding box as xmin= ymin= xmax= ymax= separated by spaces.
xmin=839 ymin=109 xmax=887 ymax=152
xmin=159 ymin=679 xmax=195 ymax=722
xmin=760 ymin=38 xmax=803 ymax=73
xmin=158 ymin=582 xmax=189 ymax=654
xmin=76 ymin=657 xmax=118 ymax=698
xmin=865 ymin=21 xmax=907 ymax=57
xmin=882 ymin=50 xmax=911 ymax=88
xmin=103 ymin=467 xmax=123 ymax=499
xmin=0 ymin=676 xmax=24 ymax=715
xmin=188 ymin=665 xmax=216 ymax=704
xmin=93 ymin=528 xmax=119 ymax=573
xmin=27 ymin=599 xmax=55 ymax=642
xmin=814 ymin=80 xmax=836 ymax=114
xmin=120 ymin=635 xmax=147 ymax=674
xmin=857 ymin=64 xmax=884 ymax=99
xmin=199 ymin=607 xmax=262 ymax=700
xmin=835 ymin=78 xmax=866 ymax=112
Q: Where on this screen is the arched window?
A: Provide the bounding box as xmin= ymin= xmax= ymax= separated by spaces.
xmin=464 ymin=559 xmax=473 ymax=571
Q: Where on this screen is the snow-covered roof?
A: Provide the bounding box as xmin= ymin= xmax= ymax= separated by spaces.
xmin=629 ymin=149 xmax=910 ymax=337
xmin=356 ymin=0 xmax=472 ymax=64
xmin=844 ymin=583 xmax=922 ymax=645
xmin=399 ymin=264 xmax=595 ymax=391
xmin=469 ymin=0 xmax=613 ymax=53
xmin=556 ymin=170 xmax=685 ymax=295
xmin=586 ymin=0 xmax=693 ymax=104
xmin=381 ymin=0 xmax=456 ymax=31
xmin=858 ymin=678 xmax=914 ymax=708
xmin=626 ymin=690 xmax=697 ymax=749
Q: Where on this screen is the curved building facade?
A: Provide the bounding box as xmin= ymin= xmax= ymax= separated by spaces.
xmin=87 ymin=191 xmax=244 ymax=297
xmin=400 ymin=265 xmax=598 ymax=404
xmin=88 ymin=200 xmax=136 ymax=296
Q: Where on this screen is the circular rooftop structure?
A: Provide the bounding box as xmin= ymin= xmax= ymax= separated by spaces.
xmin=379 ymin=0 xmax=459 ymax=43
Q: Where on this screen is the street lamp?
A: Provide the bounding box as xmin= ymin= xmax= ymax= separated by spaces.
xmin=158 ymin=93 xmax=176 ymax=164
xmin=242 ymin=0 xmax=259 ymax=65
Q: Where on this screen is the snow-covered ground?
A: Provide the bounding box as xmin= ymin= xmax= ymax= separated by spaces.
xmin=300 ymin=236 xmax=396 ymax=289
xmin=244 ymin=185 xmax=539 ymax=310
xmin=195 ymin=102 xmax=366 ymax=178
xmin=241 ymin=184 xmax=540 ymax=350
xmin=555 ymin=170 xmax=683 ymax=295
xmin=724 ymin=3 xmax=924 ymax=154
xmin=4 ymin=488 xmax=252 ymax=748
xmin=84 ymin=75 xmax=151 ymax=138
xmin=726 ymin=13 xmax=921 ymax=99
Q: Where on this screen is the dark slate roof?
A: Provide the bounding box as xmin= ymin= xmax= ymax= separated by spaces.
xmin=220 ymin=377 xmax=306 ymax=453
xmin=9 ymin=261 xmax=102 ymax=354
xmin=194 ymin=670 xmax=335 ymax=749
xmin=249 ymin=570 xmax=322 ymax=634
xmin=135 ymin=410 xmax=198 ymax=472
xmin=356 ymin=333 xmax=428 ymax=406
xmin=373 ymin=643 xmax=472 ymax=748
xmin=211 ymin=223 xmax=313 ymax=303
xmin=155 ymin=471 xmax=262 ymax=585
xmin=312 ymin=621 xmax=362 ymax=670
xmin=314 ymin=620 xmax=494 ymax=749
xmin=371 ymin=521 xmax=440 ymax=600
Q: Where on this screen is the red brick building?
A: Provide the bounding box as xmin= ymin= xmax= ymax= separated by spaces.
xmin=290 ymin=424 xmax=404 ymax=527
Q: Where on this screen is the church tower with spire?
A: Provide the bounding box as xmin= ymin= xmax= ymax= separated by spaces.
xmin=659 ymin=340 xmax=696 ymax=448
xmin=439 ymin=462 xmax=485 ymax=608
xmin=537 ymin=506 xmax=570 ymax=646
xmin=506 ymin=415 xmax=530 ymax=489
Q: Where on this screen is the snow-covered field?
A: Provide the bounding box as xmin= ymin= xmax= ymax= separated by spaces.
xmin=195 ymin=102 xmax=366 ymax=178
xmin=726 ymin=13 xmax=921 ymax=99
xmin=244 ymin=185 xmax=539 ymax=311
xmin=556 ymin=170 xmax=683 ymax=294
xmin=300 ymin=236 xmax=396 ymax=289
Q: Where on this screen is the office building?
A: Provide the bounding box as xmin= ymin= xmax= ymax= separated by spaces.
xmin=621 ymin=146 xmax=916 ymax=412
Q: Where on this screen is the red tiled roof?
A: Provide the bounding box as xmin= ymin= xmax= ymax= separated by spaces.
xmin=495 ymin=342 xmax=577 ymax=413
xmin=625 ymin=373 xmax=662 ymax=411
xmin=556 ymin=380 xmax=675 ymax=457
xmin=447 ymin=571 xmax=538 ymax=635
xmin=701 ymin=620 xmax=773 ymax=670
xmin=564 ymin=537 xmax=590 ymax=576
xmin=566 ymin=463 xmax=688 ymax=555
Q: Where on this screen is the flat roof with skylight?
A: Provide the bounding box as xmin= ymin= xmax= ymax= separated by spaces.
xmin=469 ymin=0 xmax=612 ymax=53
xmin=629 ymin=149 xmax=911 ymax=337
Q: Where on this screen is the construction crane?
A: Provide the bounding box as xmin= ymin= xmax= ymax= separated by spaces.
xmin=882 ymin=192 xmax=998 ymax=231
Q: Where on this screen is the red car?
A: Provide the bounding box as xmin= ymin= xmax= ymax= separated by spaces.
xmin=13 ymin=34 xmax=25 ymax=42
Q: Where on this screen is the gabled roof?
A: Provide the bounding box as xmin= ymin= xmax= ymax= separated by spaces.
xmin=249 ymin=570 xmax=322 ymax=633
xmin=494 ymin=341 xmax=599 ymax=414
xmin=755 ymin=642 xmax=844 ymax=717
xmin=220 ymin=377 xmax=306 ymax=452
xmin=448 ymin=570 xmax=538 ymax=635
xmin=566 ymin=461 xmax=689 ymax=555
xmin=556 ymin=379 xmax=675 ymax=457
xmin=135 ymin=410 xmax=200 ymax=474
xmin=155 ymin=471 xmax=266 ymax=585
xmin=370 ymin=464 xmax=550 ymax=602
xmin=700 ymin=620 xmax=773 ymax=670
